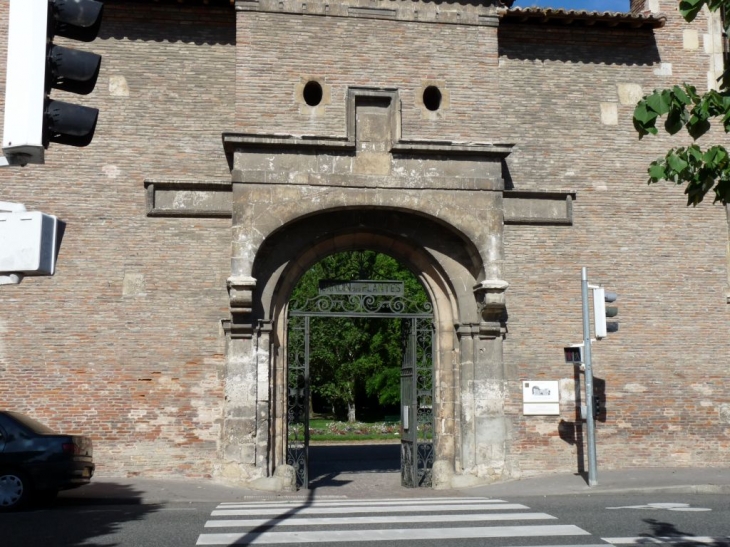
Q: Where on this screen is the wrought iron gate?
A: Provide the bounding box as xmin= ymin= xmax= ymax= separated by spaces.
xmin=286 ymin=314 xmax=309 ymax=488
xmin=400 ymin=316 xmax=434 ymax=488
xmin=287 ymin=280 xmax=433 ymax=489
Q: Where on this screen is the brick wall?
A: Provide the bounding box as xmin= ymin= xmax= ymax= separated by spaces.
xmin=1 ymin=0 xmax=728 ymax=480
xmin=498 ymin=3 xmax=730 ymax=473
xmin=235 ymin=11 xmax=500 ymax=141
xmin=0 ymin=2 xmax=236 ymax=477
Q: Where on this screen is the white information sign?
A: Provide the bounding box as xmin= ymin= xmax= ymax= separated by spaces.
xmin=523 ymin=403 xmax=560 ymax=416
xmin=522 ymin=380 xmax=559 ymax=403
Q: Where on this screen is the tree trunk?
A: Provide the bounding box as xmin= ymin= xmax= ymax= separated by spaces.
xmin=347 ymin=402 xmax=356 ymax=423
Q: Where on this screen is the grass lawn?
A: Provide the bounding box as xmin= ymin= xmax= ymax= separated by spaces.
xmin=291 ymin=418 xmax=402 ymax=442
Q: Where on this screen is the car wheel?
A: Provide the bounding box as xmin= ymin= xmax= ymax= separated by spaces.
xmin=0 ymin=470 xmax=31 ymax=511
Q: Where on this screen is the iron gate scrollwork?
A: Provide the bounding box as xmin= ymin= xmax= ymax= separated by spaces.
xmin=286 ymin=280 xmax=434 ymax=490
xmin=286 ymin=314 xmax=309 ymax=489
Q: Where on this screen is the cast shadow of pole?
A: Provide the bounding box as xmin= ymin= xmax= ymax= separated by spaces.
xmin=558 ymin=369 xmax=608 ymax=486
xmin=211 ymin=445 xmax=401 ymax=544
xmin=557 ymin=364 xmax=587 ymax=484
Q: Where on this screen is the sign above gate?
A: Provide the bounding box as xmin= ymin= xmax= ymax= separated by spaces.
xmin=319 ymin=280 xmax=404 ymax=296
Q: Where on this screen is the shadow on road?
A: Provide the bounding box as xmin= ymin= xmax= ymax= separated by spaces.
xmin=2 ymin=481 xmax=161 ymax=547
xmin=227 ymin=445 xmax=401 ymax=542
xmin=638 ymin=518 xmax=730 ymax=547
xmin=307 ymin=442 xmax=400 ymax=488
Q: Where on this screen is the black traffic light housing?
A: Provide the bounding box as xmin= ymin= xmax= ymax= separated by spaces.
xmin=44 ymin=0 xmax=104 ymax=147
xmin=593 ymin=377 xmax=606 ymax=422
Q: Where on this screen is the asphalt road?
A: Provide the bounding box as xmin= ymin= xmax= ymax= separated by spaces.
xmin=4 ymin=489 xmax=729 ymax=547
xmin=4 ymin=495 xmax=214 ymax=547
xmin=521 ymin=492 xmax=730 ymax=545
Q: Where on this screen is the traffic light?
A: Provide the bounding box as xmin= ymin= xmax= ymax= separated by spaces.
xmin=563 ymin=344 xmax=583 ymax=365
xmin=593 ymin=287 xmax=618 ymax=339
xmin=2 ymin=0 xmax=103 ymax=166
xmin=593 ymin=378 xmax=606 ymax=422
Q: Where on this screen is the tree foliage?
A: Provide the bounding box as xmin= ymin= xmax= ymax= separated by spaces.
xmin=289 ymin=251 xmax=428 ymax=422
xmin=633 ymin=0 xmax=730 ymax=205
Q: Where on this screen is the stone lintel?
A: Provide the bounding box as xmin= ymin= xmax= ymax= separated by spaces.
xmin=504 ymin=190 xmax=576 ymax=226
xmin=145 ymin=180 xmax=232 ymax=218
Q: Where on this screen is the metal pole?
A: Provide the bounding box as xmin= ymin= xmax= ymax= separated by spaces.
xmin=581 ymin=267 xmax=598 ymax=486
xmin=304 ymin=315 xmax=310 ymax=489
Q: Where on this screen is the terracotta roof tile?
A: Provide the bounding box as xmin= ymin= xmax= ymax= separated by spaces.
xmin=499 ymin=6 xmax=665 ymax=28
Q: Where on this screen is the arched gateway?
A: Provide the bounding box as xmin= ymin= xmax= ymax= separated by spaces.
xmin=287 ymin=274 xmax=435 ymax=489
xmin=219 ymin=88 xmax=513 ymax=489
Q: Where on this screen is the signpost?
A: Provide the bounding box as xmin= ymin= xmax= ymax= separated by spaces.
xmin=581 ymin=267 xmax=598 ymax=486
xmin=579 ymin=268 xmax=618 ymax=487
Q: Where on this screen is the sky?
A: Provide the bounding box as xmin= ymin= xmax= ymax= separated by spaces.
xmin=511 ymin=0 xmax=629 ymax=12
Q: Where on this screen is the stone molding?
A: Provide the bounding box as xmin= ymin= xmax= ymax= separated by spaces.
xmin=503 ymin=190 xmax=576 ymax=225
xmin=235 ymin=0 xmax=501 ymax=26
xmin=145 ymin=180 xmax=231 ymax=217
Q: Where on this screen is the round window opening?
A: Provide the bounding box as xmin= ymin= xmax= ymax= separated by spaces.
xmin=303 ymin=81 xmax=323 ymax=107
xmin=423 ymin=86 xmax=442 ymax=112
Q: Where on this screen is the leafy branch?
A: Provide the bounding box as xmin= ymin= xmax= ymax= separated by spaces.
xmin=648 ymin=144 xmax=730 ymax=205
xmin=632 ymin=0 xmax=730 ymax=205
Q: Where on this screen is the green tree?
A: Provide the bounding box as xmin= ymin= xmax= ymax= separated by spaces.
xmin=633 ymin=0 xmax=729 ymax=205
xmin=289 ymin=251 xmax=428 ymax=422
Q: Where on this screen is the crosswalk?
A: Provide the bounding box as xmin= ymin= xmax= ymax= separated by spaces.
xmin=195 ymin=497 xmax=611 ymax=546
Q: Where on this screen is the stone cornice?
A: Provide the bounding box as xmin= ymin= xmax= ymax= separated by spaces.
xmin=222 ymin=133 xmax=512 ymax=158
xmin=235 ymin=0 xmax=501 ymax=26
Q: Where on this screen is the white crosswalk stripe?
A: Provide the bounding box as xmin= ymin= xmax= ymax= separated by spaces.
xmin=195 ymin=497 xmax=607 ymax=546
xmin=204 ymin=512 xmax=558 ymax=527
xmin=211 ymin=502 xmax=530 ymax=516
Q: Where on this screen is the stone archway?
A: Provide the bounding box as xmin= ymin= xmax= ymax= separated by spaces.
xmin=219 ymin=206 xmax=510 ymax=490
xmin=218 ymin=86 xmax=512 ymax=489
xmin=269 ymin=227 xmax=460 ymax=489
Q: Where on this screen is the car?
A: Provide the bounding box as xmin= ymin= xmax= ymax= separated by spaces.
xmin=0 ymin=410 xmax=94 ymax=510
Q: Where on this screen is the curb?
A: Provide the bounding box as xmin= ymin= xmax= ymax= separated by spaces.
xmin=465 ymin=483 xmax=730 ymax=498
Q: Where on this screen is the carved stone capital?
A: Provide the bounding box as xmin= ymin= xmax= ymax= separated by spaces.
xmin=227 ymin=276 xmax=257 ymax=314
xmin=473 ymin=279 xmax=509 ymax=323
